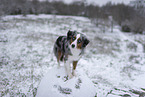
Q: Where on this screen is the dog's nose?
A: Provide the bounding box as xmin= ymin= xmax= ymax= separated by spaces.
xmin=72 ymin=44 xmax=75 ymax=48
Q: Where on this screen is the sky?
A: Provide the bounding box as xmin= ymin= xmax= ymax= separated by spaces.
xmin=42 ymin=0 xmax=132 ymax=6
xmin=87 ymin=0 xmax=132 ymax=6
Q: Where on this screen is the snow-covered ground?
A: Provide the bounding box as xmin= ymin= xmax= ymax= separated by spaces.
xmin=0 ymin=14 xmax=145 ymax=97
xmin=36 ymin=67 xmax=96 ymax=97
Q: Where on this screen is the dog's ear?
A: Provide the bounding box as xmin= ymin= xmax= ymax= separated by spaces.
xmin=83 ymin=37 xmax=90 ymax=48
xmin=67 ymin=30 xmax=73 ymax=40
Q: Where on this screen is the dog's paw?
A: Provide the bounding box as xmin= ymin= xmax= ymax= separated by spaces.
xmin=57 ymin=65 xmax=61 ymax=69
xmin=72 ymin=71 xmax=77 ymax=77
xmin=68 ymin=74 xmax=73 ymax=79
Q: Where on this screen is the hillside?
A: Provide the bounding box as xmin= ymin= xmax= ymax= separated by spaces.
xmin=0 ymin=14 xmax=145 ymax=97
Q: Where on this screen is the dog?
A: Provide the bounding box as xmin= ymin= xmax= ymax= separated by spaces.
xmin=53 ymin=30 xmax=89 ymax=78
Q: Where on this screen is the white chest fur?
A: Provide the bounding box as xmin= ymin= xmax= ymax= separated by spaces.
xmin=68 ymin=48 xmax=81 ymax=61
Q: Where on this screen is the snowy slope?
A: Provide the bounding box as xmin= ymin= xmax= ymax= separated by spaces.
xmin=36 ymin=67 xmax=96 ymax=97
xmin=0 ymin=14 xmax=145 ymax=97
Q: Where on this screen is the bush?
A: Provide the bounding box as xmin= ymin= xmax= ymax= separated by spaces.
xmin=121 ymin=24 xmax=131 ymax=32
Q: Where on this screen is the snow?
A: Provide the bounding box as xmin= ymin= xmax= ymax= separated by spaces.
xmin=0 ymin=14 xmax=145 ymax=97
xmin=36 ymin=66 xmax=96 ymax=97
xmin=134 ymin=73 xmax=145 ymax=88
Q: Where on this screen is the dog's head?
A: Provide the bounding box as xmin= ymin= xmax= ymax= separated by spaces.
xmin=67 ymin=30 xmax=89 ymax=50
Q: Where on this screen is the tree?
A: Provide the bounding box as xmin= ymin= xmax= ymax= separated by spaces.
xmin=130 ymin=16 xmax=145 ymax=34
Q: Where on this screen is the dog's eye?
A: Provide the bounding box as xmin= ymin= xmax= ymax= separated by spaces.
xmin=72 ymin=37 xmax=76 ymax=41
xmin=78 ymin=39 xmax=81 ymax=43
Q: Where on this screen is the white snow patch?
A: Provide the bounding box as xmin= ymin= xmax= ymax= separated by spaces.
xmin=36 ymin=66 xmax=96 ymax=97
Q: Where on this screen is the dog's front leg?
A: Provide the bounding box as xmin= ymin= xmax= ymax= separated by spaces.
xmin=64 ymin=61 xmax=73 ymax=79
xmin=72 ymin=61 xmax=78 ymax=77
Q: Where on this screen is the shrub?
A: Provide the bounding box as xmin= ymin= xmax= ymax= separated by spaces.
xmin=121 ymin=24 xmax=131 ymax=32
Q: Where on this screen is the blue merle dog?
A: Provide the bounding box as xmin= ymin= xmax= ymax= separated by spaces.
xmin=53 ymin=30 xmax=89 ymax=78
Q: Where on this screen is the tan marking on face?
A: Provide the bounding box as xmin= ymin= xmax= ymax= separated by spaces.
xmin=70 ymin=36 xmax=76 ymax=44
xmin=77 ymin=38 xmax=82 ymax=49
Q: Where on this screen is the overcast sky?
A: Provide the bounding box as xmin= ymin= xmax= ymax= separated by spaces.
xmin=40 ymin=0 xmax=132 ymax=6
xmin=90 ymin=0 xmax=132 ymax=6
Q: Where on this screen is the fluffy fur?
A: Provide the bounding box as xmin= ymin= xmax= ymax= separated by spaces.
xmin=53 ymin=30 xmax=89 ymax=78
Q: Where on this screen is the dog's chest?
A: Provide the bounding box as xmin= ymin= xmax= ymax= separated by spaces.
xmin=68 ymin=48 xmax=81 ymax=61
